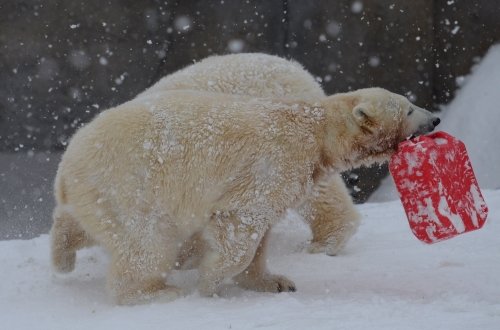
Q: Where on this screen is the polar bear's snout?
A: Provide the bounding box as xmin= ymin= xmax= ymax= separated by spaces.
xmin=408 ymin=106 xmax=441 ymax=137
xmin=417 ymin=115 xmax=440 ymax=135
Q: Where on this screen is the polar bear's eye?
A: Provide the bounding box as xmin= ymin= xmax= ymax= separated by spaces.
xmin=407 ymin=107 xmax=415 ymax=116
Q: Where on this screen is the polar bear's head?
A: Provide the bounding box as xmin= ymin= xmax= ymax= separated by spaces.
xmin=324 ymin=87 xmax=440 ymax=169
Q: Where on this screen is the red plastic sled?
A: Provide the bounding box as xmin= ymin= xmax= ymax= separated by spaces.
xmin=389 ymin=131 xmax=488 ymax=244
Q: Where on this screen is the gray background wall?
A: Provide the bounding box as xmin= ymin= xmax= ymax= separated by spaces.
xmin=1 ymin=0 xmax=499 ymax=238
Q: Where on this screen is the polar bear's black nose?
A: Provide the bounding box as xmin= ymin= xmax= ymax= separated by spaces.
xmin=433 ymin=118 xmax=441 ymax=127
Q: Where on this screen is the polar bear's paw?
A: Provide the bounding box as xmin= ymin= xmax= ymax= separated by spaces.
xmin=308 ymin=237 xmax=344 ymax=256
xmin=114 ymin=280 xmax=183 ymax=305
xmin=236 ymin=273 xmax=296 ymax=293
xmin=308 ymin=222 xmax=359 ymax=256
xmin=152 ymin=286 xmax=185 ymax=303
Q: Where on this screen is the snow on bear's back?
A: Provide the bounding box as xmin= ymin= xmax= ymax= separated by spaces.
xmin=57 ymin=89 xmax=323 ymax=236
xmin=137 ymin=53 xmax=325 ymax=100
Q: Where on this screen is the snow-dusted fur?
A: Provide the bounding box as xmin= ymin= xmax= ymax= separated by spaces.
xmin=50 ymin=87 xmax=439 ymax=304
xmin=137 ymin=53 xmax=325 ymax=100
xmin=139 ymin=53 xmax=358 ymax=256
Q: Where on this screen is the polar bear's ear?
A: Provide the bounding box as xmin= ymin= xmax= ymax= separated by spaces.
xmin=352 ymin=103 xmax=374 ymax=123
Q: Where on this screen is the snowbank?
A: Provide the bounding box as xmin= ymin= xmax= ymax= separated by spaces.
xmin=1 ymin=191 xmax=499 ymax=330
xmin=371 ymin=44 xmax=500 ymax=202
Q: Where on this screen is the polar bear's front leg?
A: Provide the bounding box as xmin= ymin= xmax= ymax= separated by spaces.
xmin=197 ymin=211 xmax=285 ymax=296
xmin=197 ymin=215 xmax=259 ymax=296
xmin=233 ymin=230 xmax=296 ymax=293
xmin=300 ymin=174 xmax=361 ymax=256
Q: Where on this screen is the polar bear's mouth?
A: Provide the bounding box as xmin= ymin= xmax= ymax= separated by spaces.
xmin=406 ymin=134 xmax=417 ymax=141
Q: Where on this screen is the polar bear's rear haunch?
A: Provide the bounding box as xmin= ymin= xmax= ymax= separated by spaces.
xmin=51 ymin=88 xmax=439 ymax=304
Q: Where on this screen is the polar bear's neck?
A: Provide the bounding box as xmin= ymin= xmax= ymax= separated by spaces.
xmin=316 ymin=99 xmax=363 ymax=172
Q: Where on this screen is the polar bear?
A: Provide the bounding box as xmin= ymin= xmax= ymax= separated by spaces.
xmin=50 ymin=87 xmax=439 ymax=304
xmin=139 ymin=53 xmax=358 ymax=256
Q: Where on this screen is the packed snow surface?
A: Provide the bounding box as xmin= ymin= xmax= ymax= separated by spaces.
xmin=372 ymin=44 xmax=500 ymax=202
xmin=1 ymin=190 xmax=499 ymax=330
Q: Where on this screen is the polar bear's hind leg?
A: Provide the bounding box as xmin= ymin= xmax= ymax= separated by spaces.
xmin=51 ymin=206 xmax=95 ymax=273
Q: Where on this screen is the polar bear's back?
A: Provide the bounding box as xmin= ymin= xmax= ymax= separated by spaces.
xmin=55 ymin=90 xmax=320 ymax=236
xmin=138 ymin=53 xmax=325 ymax=100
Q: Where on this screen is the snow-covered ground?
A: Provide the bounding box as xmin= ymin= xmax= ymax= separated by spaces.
xmin=371 ymin=44 xmax=500 ymax=202
xmin=1 ymin=190 xmax=499 ymax=330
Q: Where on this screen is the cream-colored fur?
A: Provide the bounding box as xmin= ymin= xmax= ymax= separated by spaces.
xmin=51 ymin=87 xmax=439 ymax=304
xmin=137 ymin=53 xmax=325 ymax=100
xmin=139 ymin=53 xmax=359 ymax=256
